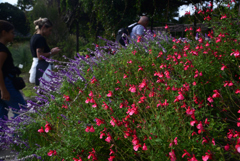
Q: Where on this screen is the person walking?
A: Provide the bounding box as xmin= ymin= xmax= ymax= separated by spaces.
xmin=0 ymin=20 xmax=26 ymax=120
xmin=29 ymin=17 xmax=60 ymax=86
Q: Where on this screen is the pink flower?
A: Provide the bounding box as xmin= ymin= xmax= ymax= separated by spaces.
xmin=165 ymin=24 xmax=169 ymax=29
xmin=205 ymin=42 xmax=210 ymax=46
xmin=230 ymin=49 xmax=240 ymax=58
xmin=38 ymin=127 xmax=44 ymax=133
xmin=133 ymin=144 xmax=142 ymax=151
xmin=142 ymin=143 xmax=148 ymax=150
xmin=196 ymin=27 xmax=201 ymax=32
xmin=204 ymin=15 xmax=211 ymax=21
xmin=48 ymin=150 xmax=57 ymax=156
xmin=186 ymin=107 xmax=195 ymax=116
xmin=207 ymin=96 xmax=213 ymax=103
xmin=92 ymin=103 xmax=97 ymax=108
xmin=138 ymin=66 xmax=143 ymax=71
xmin=189 ymin=154 xmax=198 ymax=161
xmin=45 ymin=123 xmax=51 ymax=133
xmin=88 ymin=149 xmax=97 ymax=160
xmin=198 ymin=37 xmax=203 ymax=43
xmin=216 ymin=37 xmax=221 ymax=43
xmin=212 ymin=138 xmax=215 ymax=145
xmin=182 ymin=149 xmax=191 ymax=158
xmin=235 ymin=89 xmax=240 ymax=94
xmin=137 ymin=36 xmax=141 ymax=42
xmin=85 ymin=126 xmax=90 ymax=132
xmin=224 ymin=144 xmax=230 ymax=151
xmin=102 ymin=102 xmax=109 ymax=110
xmin=89 ymin=91 xmax=94 ymax=97
xmin=185 ymin=11 xmax=190 ymax=15
xmin=197 ymin=121 xmax=204 ymax=134
xmin=190 ymin=120 xmax=197 ymax=126
xmin=108 ymin=156 xmax=115 ymax=161
xmin=205 ymin=118 xmax=210 ymax=125
xmin=236 ymin=144 xmax=240 ymax=153
xmin=221 ymin=64 xmax=227 ymax=70
xmin=109 ymin=149 xmax=115 ymax=155
xmin=123 ymin=74 xmax=128 ymax=79
xmin=95 ymin=118 xmax=104 ymax=126
xmin=100 ymin=132 xmax=106 ymax=139
xmin=212 ymin=90 xmax=220 ymax=98
xmin=105 ymin=133 xmax=112 ymax=143
xmin=127 ymin=60 xmax=132 ymax=64
xmin=73 ymin=157 xmax=82 ymax=161
xmin=62 ymin=104 xmax=68 ymax=109
xmin=192 ymin=82 xmax=197 ymax=86
xmin=202 ymin=137 xmax=208 ymax=144
xmin=221 ymin=14 xmax=227 ymax=19
xmin=169 ymin=149 xmax=176 ymax=161
xmin=89 ymin=126 xmax=95 ymax=132
xmin=63 ymin=94 xmax=71 ymax=101
xmin=85 ymin=97 xmax=90 ymax=103
xmin=202 ymin=155 xmax=209 ymax=161
xmin=177 ymin=92 xmax=184 ymax=100
xmin=129 ymin=85 xmax=136 ymax=93
xmin=107 ymin=91 xmax=113 ymax=97
xmin=174 ymin=137 xmax=178 ymax=145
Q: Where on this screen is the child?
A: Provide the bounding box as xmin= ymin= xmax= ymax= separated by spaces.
xmin=0 ymin=20 xmax=26 ymax=120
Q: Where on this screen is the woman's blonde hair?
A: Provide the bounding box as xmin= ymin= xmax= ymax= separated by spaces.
xmin=33 ymin=17 xmax=53 ymax=30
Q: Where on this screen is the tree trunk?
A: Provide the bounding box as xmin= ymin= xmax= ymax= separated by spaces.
xmin=194 ymin=12 xmax=196 ymax=38
xmin=238 ymin=0 xmax=240 ymax=16
xmin=151 ymin=17 xmax=153 ymax=33
xmin=76 ymin=21 xmax=79 ymax=52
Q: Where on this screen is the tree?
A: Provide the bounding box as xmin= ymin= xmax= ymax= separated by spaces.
xmin=0 ymin=3 xmax=29 ymax=35
xmin=17 ymin=0 xmax=35 ymax=11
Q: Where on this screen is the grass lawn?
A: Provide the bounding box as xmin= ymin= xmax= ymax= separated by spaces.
xmin=20 ymin=72 xmax=37 ymax=98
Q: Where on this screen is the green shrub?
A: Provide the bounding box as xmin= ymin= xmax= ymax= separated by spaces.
xmin=4 ymin=1 xmax=240 ymax=161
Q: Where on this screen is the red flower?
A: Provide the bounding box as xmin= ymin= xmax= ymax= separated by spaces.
xmin=196 ymin=27 xmax=201 ymax=32
xmin=133 ymin=144 xmax=141 ymax=151
xmin=108 ymin=156 xmax=115 ymax=161
xmin=48 ymin=150 xmax=57 ymax=156
xmin=62 ymin=104 xmax=68 ymax=109
xmin=45 ymin=123 xmax=51 ymax=133
xmin=38 ymin=127 xmax=44 ymax=133
xmin=142 ymin=143 xmax=148 ymax=150
xmin=129 ymin=85 xmax=136 ymax=93
xmin=165 ymin=24 xmax=169 ymax=29
xmin=207 ymin=96 xmax=213 ymax=103
xmin=182 ymin=149 xmax=191 ymax=158
xmin=105 ymin=133 xmax=112 ymax=143
xmin=221 ymin=64 xmax=227 ymax=70
xmin=107 ymin=91 xmax=113 ymax=97
xmin=224 ymin=144 xmax=230 ymax=151
xmin=63 ymin=94 xmax=71 ymax=101
xmin=95 ymin=118 xmax=104 ymax=126
xmin=221 ymin=14 xmax=227 ymax=19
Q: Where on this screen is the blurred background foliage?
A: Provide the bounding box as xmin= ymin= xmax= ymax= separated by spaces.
xmin=0 ymin=0 xmax=239 ymax=71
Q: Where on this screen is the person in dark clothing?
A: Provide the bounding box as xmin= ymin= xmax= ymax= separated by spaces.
xmin=29 ymin=17 xmax=60 ymax=86
xmin=0 ymin=20 xmax=26 ymax=120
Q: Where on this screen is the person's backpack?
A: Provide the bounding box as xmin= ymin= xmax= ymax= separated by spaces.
xmin=116 ymin=23 xmax=139 ymax=46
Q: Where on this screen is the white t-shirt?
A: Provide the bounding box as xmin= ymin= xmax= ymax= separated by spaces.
xmin=130 ymin=24 xmax=145 ymax=39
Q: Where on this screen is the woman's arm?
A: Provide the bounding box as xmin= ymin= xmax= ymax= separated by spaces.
xmin=36 ymin=48 xmax=51 ymax=60
xmin=0 ymin=52 xmax=10 ymax=100
xmin=36 ymin=47 xmax=61 ymax=60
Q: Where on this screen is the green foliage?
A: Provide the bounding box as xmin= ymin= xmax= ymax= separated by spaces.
xmin=27 ymin=0 xmax=77 ymax=60
xmin=8 ymin=41 xmax=32 ymax=73
xmin=0 ymin=2 xmax=30 ymax=35
xmin=10 ymin=1 xmax=240 ymax=161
